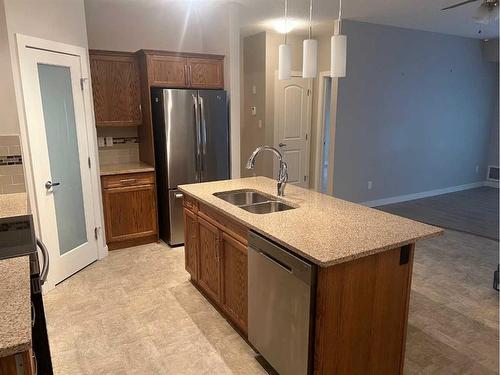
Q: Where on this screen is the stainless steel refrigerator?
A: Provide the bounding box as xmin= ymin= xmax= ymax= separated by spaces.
xmin=152 ymin=88 xmax=229 ymax=246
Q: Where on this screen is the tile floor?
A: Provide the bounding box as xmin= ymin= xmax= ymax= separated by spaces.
xmin=44 ymin=229 xmax=498 ymax=374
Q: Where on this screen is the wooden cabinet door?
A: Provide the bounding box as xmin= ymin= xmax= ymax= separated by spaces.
xmin=197 ymin=216 xmax=221 ymax=302
xmin=187 ymin=58 xmax=224 ymax=89
xmin=90 ymin=53 xmax=142 ymax=127
xmin=220 ymin=233 xmax=248 ymax=334
xmin=183 ymin=208 xmax=198 ymax=281
xmin=148 ymin=55 xmax=188 ymax=87
xmin=102 ymin=184 xmax=157 ymax=244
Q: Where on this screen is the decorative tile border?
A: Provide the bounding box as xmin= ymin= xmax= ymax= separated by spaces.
xmin=0 ymin=155 xmax=23 ymax=166
xmin=0 ymin=135 xmax=25 ymax=195
xmin=113 ymin=137 xmax=139 ymax=145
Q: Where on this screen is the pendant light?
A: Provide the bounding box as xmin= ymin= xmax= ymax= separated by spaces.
xmin=331 ymin=0 xmax=347 ymax=78
xmin=279 ymin=0 xmax=292 ymax=80
xmin=302 ymin=0 xmax=318 ymax=78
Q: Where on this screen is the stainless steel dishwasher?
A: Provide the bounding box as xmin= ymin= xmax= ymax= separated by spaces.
xmin=248 ymin=231 xmax=316 ymax=375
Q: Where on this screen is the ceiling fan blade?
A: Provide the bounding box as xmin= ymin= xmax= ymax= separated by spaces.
xmin=441 ymin=0 xmax=480 ymax=10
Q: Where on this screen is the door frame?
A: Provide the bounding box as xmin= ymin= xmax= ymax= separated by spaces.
xmin=313 ymin=71 xmax=339 ymax=195
xmin=273 ymin=71 xmax=313 ymax=187
xmin=15 ymin=34 xmax=107 ymax=291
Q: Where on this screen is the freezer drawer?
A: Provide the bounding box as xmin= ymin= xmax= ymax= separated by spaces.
xmin=168 ymin=189 xmax=185 ymax=246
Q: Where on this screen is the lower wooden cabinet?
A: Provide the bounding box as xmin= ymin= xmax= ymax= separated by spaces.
xmin=183 ymin=208 xmax=198 ymax=281
xmin=101 ymin=172 xmax=158 ymax=250
xmin=220 ymin=232 xmax=248 ymax=334
xmin=0 ymin=350 xmax=34 ymax=375
xmin=183 ymin=198 xmax=248 ymax=335
xmin=197 ymin=217 xmax=221 ymax=302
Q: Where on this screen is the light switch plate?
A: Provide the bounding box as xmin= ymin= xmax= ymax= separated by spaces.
xmin=105 ymin=137 xmax=113 ymax=147
xmin=97 ymin=137 xmax=105 ymax=147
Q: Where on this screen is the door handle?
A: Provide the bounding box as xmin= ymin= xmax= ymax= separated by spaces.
xmin=278 ymin=143 xmax=287 ymax=148
xmin=174 ymin=193 xmax=184 ymax=199
xmin=44 ymin=181 xmax=60 ymax=190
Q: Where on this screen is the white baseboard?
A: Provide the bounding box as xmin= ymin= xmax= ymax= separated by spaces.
xmin=362 ymin=181 xmax=489 ymax=208
xmin=484 ymin=180 xmax=499 ymax=188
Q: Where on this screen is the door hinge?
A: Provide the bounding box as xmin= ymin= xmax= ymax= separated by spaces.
xmin=80 ymin=77 xmax=88 ymax=90
xmin=307 ymin=89 xmax=311 ymax=96
xmin=88 ymin=157 xmax=91 ymax=168
xmin=94 ymin=227 xmax=100 ymax=240
xmin=305 ymin=133 xmax=308 ymax=141
xmin=304 ymin=175 xmax=307 ymax=182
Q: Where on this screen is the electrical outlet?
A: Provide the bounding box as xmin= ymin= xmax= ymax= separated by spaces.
xmin=367 ymin=181 xmax=373 ymax=190
xmin=252 ymin=85 xmax=257 ymax=95
xmin=105 ymin=137 xmax=113 ymax=147
xmin=251 ymin=106 xmax=257 ymax=116
xmin=97 ymin=137 xmax=105 ymax=147
xmin=258 ymin=120 xmax=263 ymax=129
xmin=475 ymin=165 xmax=479 ymax=173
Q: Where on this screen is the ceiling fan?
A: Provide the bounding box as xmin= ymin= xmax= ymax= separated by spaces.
xmin=442 ymin=0 xmax=499 ymax=23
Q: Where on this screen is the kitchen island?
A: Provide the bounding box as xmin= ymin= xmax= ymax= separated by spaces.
xmin=179 ymin=177 xmax=443 ymax=374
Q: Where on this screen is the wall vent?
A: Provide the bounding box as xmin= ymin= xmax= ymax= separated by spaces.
xmin=487 ymin=166 xmax=499 ymax=181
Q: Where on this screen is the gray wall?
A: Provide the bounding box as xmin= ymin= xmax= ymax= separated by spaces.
xmin=333 ymin=20 xmax=499 ymax=203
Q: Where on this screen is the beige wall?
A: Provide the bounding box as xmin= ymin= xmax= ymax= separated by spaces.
xmin=1 ymin=0 xmax=89 ymax=137
xmin=241 ymin=32 xmax=266 ymax=177
xmin=0 ymin=0 xmax=18 ymax=136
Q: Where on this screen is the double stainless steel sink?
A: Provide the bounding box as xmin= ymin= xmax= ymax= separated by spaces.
xmin=213 ymin=189 xmax=296 ymax=214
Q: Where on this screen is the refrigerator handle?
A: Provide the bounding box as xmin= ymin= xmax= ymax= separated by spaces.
xmin=192 ymin=94 xmax=202 ymax=181
xmin=199 ymin=95 xmax=207 ymax=167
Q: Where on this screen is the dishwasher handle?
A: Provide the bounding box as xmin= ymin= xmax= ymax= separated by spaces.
xmin=258 ymin=250 xmax=292 ymax=273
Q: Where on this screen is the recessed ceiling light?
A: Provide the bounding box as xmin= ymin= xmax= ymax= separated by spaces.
xmin=269 ymin=18 xmax=300 ymax=34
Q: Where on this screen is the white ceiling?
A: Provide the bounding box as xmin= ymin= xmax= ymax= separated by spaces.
xmin=234 ymin=0 xmax=499 ymax=39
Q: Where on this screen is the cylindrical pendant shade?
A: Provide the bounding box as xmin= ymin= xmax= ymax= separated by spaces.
xmin=302 ymin=39 xmax=318 ymax=78
xmin=279 ymin=44 xmax=292 ymax=80
xmin=331 ymin=34 xmax=347 ymax=78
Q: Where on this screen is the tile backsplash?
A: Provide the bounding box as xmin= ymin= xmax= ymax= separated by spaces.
xmin=99 ymin=143 xmax=140 ymax=165
xmin=0 ymin=135 xmax=26 ymax=195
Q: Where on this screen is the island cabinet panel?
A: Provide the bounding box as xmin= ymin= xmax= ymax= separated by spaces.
xmin=183 ymin=196 xmax=249 ymax=336
xmin=183 ymin=208 xmax=199 ymax=281
xmin=198 ymin=216 xmax=221 ymax=302
xmin=220 ymin=232 xmax=248 ymax=335
xmin=89 ymin=51 xmax=142 ymax=127
xmin=187 ymin=58 xmax=224 ymax=89
xmin=314 ymin=245 xmax=415 ymax=375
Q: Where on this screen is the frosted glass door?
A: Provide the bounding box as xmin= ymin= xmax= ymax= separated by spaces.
xmin=37 ymin=64 xmax=87 ymax=255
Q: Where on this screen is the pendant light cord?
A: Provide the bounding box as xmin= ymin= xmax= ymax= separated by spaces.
xmin=308 ymin=0 xmax=313 ymax=39
xmin=337 ymin=0 xmax=343 ymax=34
xmin=284 ymin=0 xmax=288 ymax=44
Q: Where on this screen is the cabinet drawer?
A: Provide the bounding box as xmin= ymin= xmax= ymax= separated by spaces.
xmin=199 ymin=203 xmax=248 ymax=245
xmin=183 ymin=194 xmax=199 ymax=213
xmin=102 ymin=172 xmax=155 ymax=189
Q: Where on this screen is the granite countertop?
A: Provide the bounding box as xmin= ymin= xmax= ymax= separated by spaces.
xmin=100 ymin=162 xmax=155 ymax=176
xmin=0 ymin=193 xmax=29 ymax=219
xmin=179 ymin=177 xmax=443 ymax=267
xmin=0 ymin=256 xmax=31 ymax=358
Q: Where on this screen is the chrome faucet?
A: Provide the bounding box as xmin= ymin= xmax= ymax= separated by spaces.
xmin=246 ymin=146 xmax=288 ymax=197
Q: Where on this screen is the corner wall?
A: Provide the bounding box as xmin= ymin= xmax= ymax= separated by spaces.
xmin=333 ymin=20 xmax=498 ymax=203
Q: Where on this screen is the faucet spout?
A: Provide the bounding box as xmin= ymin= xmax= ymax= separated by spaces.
xmin=246 ymin=146 xmax=288 ymax=197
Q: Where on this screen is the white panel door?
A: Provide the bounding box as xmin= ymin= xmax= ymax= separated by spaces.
xmin=274 ymin=74 xmax=312 ymax=187
xmin=18 ymin=47 xmax=98 ymax=285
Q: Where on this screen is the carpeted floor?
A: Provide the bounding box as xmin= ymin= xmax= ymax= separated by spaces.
xmin=378 ymin=187 xmax=499 ymax=240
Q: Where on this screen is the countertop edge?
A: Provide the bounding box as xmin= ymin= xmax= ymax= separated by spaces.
xmin=178 ymin=187 xmax=444 ymax=267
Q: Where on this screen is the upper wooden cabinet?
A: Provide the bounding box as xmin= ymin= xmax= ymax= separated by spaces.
xmin=89 ymin=51 xmax=142 ymax=127
xmin=187 ymin=58 xmax=224 ymax=89
xmin=141 ymin=50 xmax=224 ymax=89
xmin=148 ymin=55 xmax=189 ymax=88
